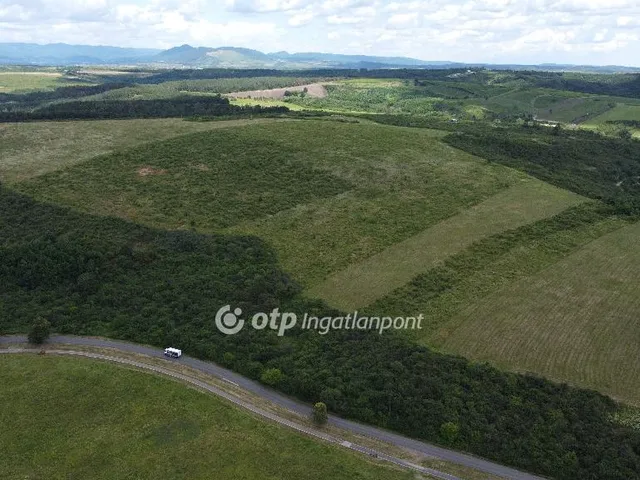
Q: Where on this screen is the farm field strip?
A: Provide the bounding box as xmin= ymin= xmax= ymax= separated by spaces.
xmin=308 ymin=180 xmax=585 ymax=310
xmin=437 ymin=221 xmax=640 ymax=404
xmin=586 ymin=103 xmax=640 ymax=124
xmin=0 ymin=71 xmax=81 ymax=92
xmin=226 ymin=82 xmax=328 ymax=99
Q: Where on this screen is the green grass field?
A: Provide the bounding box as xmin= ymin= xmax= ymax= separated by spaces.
xmin=14 ymin=121 xmax=529 ymax=287
xmin=0 ymin=118 xmax=288 ymax=183
xmin=309 ymin=180 xmax=584 ymax=310
xmin=586 ymin=103 xmax=640 ymax=124
xmin=0 ymin=355 xmax=412 ymax=480
xmin=0 ymin=71 xmax=85 ymax=92
xmin=434 ymin=220 xmax=640 ymax=404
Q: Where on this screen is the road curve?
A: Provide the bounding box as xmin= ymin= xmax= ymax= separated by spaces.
xmin=1 ymin=348 xmax=459 ymax=480
xmin=0 ymin=335 xmax=545 ymax=480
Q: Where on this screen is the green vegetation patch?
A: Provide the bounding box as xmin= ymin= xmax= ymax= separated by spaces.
xmin=310 ymin=180 xmax=584 ymax=310
xmin=286 ymin=81 xmax=480 ymax=117
xmin=0 ymin=71 xmax=85 ymax=92
xmin=17 ymin=124 xmax=351 ymax=230
xmin=17 ymin=121 xmax=527 ymax=287
xmin=443 ymin=125 xmax=640 ymax=214
xmin=0 ymin=355 xmax=411 ymax=480
xmin=587 ymin=103 xmax=640 ymax=124
xmin=438 ymin=220 xmax=640 ymax=404
xmin=223 ymin=122 xmax=528 ymax=286
xmin=0 ymin=118 xmax=286 ymax=183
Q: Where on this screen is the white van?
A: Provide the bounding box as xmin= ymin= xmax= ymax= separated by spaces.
xmin=164 ymin=347 xmax=182 ymax=358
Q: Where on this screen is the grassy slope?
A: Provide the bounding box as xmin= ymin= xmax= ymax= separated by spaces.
xmin=309 ymin=180 xmax=584 ymax=310
xmin=223 ymin=124 xmax=546 ymax=286
xmin=436 ymin=221 xmax=640 ymax=404
xmin=0 ymin=118 xmax=287 ymax=183
xmin=0 ymin=72 xmax=84 ymax=92
xmin=8 ymin=115 xmax=638 ymax=406
xmin=586 ymin=103 xmax=640 ymax=124
xmin=0 ymin=355 xmax=412 ymax=480
xmin=16 ymin=121 xmax=529 ymax=288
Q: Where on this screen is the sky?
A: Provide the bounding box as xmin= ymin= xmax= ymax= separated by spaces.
xmin=1 ymin=0 xmax=640 ymax=65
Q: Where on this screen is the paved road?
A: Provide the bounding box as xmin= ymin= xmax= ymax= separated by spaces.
xmin=0 ymin=335 xmax=545 ymax=480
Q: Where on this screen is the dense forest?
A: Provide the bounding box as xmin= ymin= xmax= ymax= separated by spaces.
xmin=443 ymin=125 xmax=640 ymax=215
xmin=0 ymin=95 xmax=288 ymax=121
xmin=0 ymin=82 xmax=128 ymax=106
xmin=523 ymin=71 xmax=640 ymax=98
xmin=1 ymin=185 xmax=639 ymax=479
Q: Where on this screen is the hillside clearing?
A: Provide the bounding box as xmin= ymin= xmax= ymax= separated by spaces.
xmin=308 ymin=180 xmax=584 ymax=310
xmin=0 ymin=71 xmax=80 ymax=92
xmin=17 ymin=121 xmax=530 ymax=287
xmin=0 ymin=118 xmax=287 ymax=183
xmin=436 ymin=221 xmax=640 ymax=404
xmin=226 ymin=83 xmax=328 ymax=99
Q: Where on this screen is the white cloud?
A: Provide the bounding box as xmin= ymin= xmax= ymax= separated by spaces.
xmin=387 ymin=12 xmax=418 ymax=28
xmin=225 ymin=0 xmax=309 ymax=13
xmin=1 ymin=0 xmax=639 ymax=66
xmin=288 ymin=10 xmax=314 ymax=25
xmin=327 ymin=14 xmax=366 ymax=23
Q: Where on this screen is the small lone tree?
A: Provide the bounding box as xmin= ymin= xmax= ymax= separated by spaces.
xmin=260 ymin=368 xmax=284 ymax=386
xmin=440 ymin=421 xmax=460 ymax=445
xmin=312 ymin=402 xmax=328 ymax=426
xmin=28 ymin=317 xmax=51 ymax=345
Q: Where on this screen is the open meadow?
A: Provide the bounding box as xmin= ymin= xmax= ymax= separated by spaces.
xmin=0 ymin=355 xmax=412 ymax=480
xmin=435 ymin=220 xmax=640 ymax=404
xmin=0 ymin=70 xmax=82 ymax=92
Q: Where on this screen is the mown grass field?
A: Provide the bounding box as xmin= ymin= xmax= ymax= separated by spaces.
xmin=310 ymin=180 xmax=584 ymax=310
xmin=586 ymin=103 xmax=640 ymax=124
xmin=435 ymin=220 xmax=640 ymax=404
xmin=0 ymin=71 xmax=78 ymax=92
xmin=0 ymin=355 xmax=412 ymax=480
xmin=0 ymin=118 xmax=287 ymax=182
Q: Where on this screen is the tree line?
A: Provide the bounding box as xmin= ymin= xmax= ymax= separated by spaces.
xmin=0 ymin=96 xmax=289 ymax=121
xmin=443 ymin=124 xmax=640 ymax=216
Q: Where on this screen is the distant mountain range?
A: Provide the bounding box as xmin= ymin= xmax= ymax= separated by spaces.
xmin=1 ymin=42 xmax=639 ymax=72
